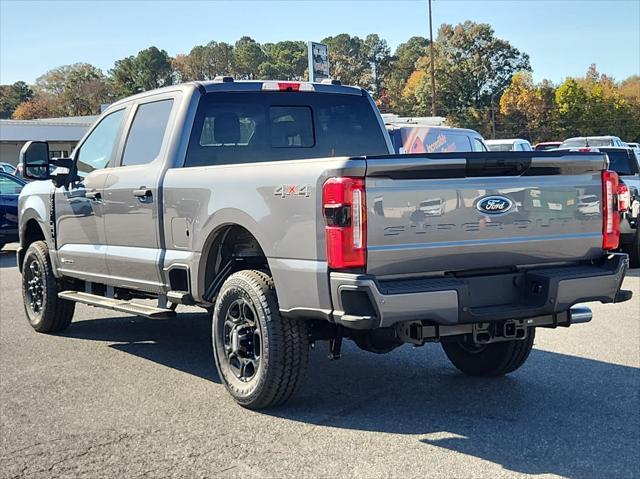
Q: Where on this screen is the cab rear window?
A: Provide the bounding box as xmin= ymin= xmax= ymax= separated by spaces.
xmin=185 ymin=92 xmax=388 ymax=167
xmin=388 ymin=127 xmax=473 ymax=153
xmin=601 ymin=150 xmax=639 ymax=175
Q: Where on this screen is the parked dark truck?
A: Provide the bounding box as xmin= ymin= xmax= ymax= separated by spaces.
xmin=18 ymin=79 xmax=632 ymax=409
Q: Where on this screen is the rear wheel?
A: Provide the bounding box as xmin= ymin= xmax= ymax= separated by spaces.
xmin=442 ymin=328 xmax=535 ymax=376
xmin=212 ymin=270 xmax=309 ymax=409
xmin=21 ymin=241 xmax=75 ymax=333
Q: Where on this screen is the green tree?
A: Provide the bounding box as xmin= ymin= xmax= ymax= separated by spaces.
xmin=391 ymin=36 xmax=430 ymax=83
xmin=434 ymin=21 xmax=531 ymax=129
xmin=321 ymin=34 xmax=370 ymax=88
xmin=173 ymin=41 xmax=235 ymax=82
xmin=554 ymin=65 xmax=638 ymax=140
xmin=555 ymin=78 xmax=590 ymax=137
xmin=364 ymin=34 xmax=391 ymax=98
xmin=260 ymin=41 xmax=307 ymax=80
xmin=0 ymin=81 xmax=34 ymax=118
xmin=111 ymin=46 xmax=173 ymax=97
xmin=234 ymin=37 xmax=265 ymax=79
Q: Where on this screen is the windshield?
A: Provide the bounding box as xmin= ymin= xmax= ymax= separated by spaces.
xmin=560 ymin=138 xmax=586 ymax=148
xmin=560 ymin=138 xmax=615 ymax=148
xmin=487 ymin=143 xmax=514 ymax=152
xmin=587 ymin=138 xmax=615 ymax=147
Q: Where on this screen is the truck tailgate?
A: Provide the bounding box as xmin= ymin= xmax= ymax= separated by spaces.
xmin=365 ymin=152 xmax=608 ymax=277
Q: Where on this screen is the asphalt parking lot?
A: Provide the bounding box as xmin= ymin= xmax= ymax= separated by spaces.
xmin=1 ymin=245 xmax=638 ymax=479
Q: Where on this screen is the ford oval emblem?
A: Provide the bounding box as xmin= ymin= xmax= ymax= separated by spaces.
xmin=476 ymin=195 xmax=514 ymax=215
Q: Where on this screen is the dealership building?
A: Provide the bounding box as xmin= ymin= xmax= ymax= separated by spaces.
xmin=0 ymin=116 xmax=96 ymax=165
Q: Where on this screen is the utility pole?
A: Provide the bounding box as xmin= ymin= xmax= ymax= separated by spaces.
xmin=428 ymin=0 xmax=437 ymax=116
xmin=490 ymin=93 xmax=496 ymax=139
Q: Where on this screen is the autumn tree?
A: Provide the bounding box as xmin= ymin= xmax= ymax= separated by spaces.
xmin=0 ymin=81 xmax=33 ymax=118
xmin=499 ymin=73 xmax=556 ymax=141
xmin=379 ymin=36 xmax=429 ymax=112
xmin=33 ymin=63 xmax=111 ymax=116
xmin=12 ymin=94 xmax=65 ymax=119
xmin=619 ymin=75 xmax=640 ymax=103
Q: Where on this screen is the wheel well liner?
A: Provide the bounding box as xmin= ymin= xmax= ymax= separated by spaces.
xmin=200 ymin=224 xmax=269 ymax=302
xmin=18 ymin=219 xmax=46 ymax=272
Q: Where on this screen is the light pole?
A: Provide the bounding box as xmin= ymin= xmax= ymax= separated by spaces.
xmin=428 ymin=0 xmax=437 ymax=116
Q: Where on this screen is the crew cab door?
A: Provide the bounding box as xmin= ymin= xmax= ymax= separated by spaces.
xmin=55 ymin=108 xmax=127 ymax=278
xmin=0 ymin=172 xmax=25 ymax=244
xmin=102 ymin=97 xmax=175 ymax=292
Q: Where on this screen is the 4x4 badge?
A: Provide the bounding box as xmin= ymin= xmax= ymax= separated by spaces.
xmin=274 ymin=184 xmax=312 ymax=198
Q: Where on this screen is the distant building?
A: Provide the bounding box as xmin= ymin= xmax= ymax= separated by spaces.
xmin=0 ymin=115 xmax=97 ymax=165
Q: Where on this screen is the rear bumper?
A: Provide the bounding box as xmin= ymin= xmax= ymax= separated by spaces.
xmin=330 ymin=253 xmax=631 ymax=330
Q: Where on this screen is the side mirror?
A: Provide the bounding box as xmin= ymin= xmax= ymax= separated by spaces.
xmin=19 ymin=141 xmax=50 ymax=180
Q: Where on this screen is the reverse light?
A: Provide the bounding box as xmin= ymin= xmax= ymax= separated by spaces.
xmin=261 ymin=81 xmax=315 ymax=92
xmin=602 ymin=170 xmax=620 ymax=250
xmin=322 ymin=177 xmax=366 ymax=269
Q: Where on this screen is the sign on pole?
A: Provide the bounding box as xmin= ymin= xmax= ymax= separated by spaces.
xmin=308 ymin=41 xmax=329 ymax=82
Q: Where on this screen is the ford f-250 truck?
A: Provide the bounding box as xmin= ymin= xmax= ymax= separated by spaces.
xmin=18 ymin=79 xmax=632 ymax=409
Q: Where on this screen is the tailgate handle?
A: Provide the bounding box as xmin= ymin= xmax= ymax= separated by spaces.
xmin=133 ymin=187 xmax=152 ymax=200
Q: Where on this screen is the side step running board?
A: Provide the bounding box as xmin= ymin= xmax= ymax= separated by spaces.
xmin=58 ymin=291 xmax=176 ymax=319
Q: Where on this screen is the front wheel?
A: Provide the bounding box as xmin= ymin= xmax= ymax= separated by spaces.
xmin=441 ymin=328 xmax=535 ymax=376
xmin=212 ymin=270 xmax=309 ymax=409
xmin=21 ymin=241 xmax=75 ymax=333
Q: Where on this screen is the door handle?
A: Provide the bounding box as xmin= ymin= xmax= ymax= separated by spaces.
xmin=133 ymin=187 xmax=153 ymax=199
xmin=85 ymin=189 xmax=101 ymax=200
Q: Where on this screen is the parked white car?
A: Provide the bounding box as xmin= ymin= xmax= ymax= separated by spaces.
xmin=486 ymin=139 xmax=533 ymax=152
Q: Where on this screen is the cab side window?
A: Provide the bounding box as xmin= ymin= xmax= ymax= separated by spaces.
xmin=121 ymin=99 xmax=174 ymax=166
xmin=75 ymin=109 xmax=126 ymax=177
xmin=473 ymin=138 xmax=487 ymax=152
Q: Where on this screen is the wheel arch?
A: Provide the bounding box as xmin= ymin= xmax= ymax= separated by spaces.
xmin=196 ymin=222 xmax=271 ymax=304
xmin=18 ymin=212 xmax=50 ymax=272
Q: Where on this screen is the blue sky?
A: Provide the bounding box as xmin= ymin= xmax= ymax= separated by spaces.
xmin=1 ymin=0 xmax=638 ymax=85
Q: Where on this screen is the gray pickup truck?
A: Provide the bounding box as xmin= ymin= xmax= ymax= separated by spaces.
xmin=18 ymin=79 xmax=632 ymax=409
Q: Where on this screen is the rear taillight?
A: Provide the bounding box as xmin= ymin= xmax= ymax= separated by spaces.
xmin=322 ymin=177 xmax=366 ymax=269
xmin=602 ymin=170 xmax=620 ymax=250
xmin=617 ymin=182 xmax=630 ymax=212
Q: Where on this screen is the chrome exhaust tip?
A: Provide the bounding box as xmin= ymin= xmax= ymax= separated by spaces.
xmin=569 ymin=305 xmax=593 ymax=324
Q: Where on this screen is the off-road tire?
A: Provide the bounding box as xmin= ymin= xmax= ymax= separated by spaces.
xmin=442 ymin=328 xmax=535 ymax=376
xmin=21 ymin=241 xmax=75 ymax=333
xmin=212 ymin=270 xmax=309 ymax=409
